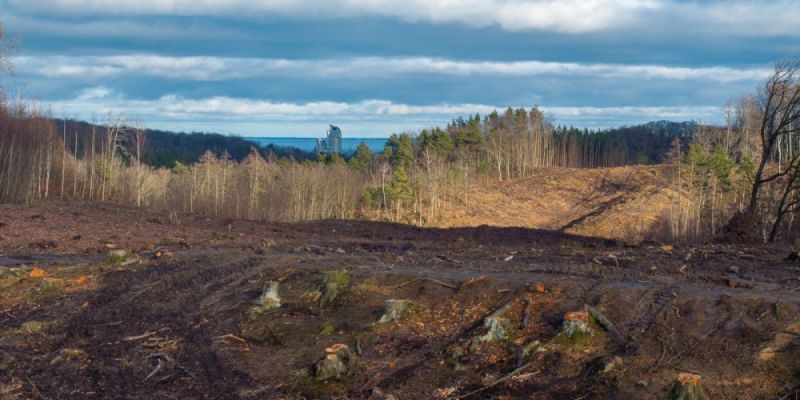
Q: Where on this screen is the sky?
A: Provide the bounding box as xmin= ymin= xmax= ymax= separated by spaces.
xmin=0 ymin=0 xmax=797 ymax=137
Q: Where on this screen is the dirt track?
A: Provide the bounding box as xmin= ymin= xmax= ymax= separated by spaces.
xmin=1 ymin=202 xmax=800 ymax=399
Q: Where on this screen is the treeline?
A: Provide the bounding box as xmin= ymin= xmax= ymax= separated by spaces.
xmin=52 ymin=119 xmax=314 ymax=169
xmin=1 ymin=104 xmax=697 ymax=226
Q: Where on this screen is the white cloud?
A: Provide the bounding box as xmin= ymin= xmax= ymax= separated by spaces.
xmin=6 ymin=0 xmax=800 ymax=35
xmin=4 ymin=0 xmax=659 ymax=33
xmin=11 ymin=54 xmax=771 ymax=83
xmin=680 ymin=1 xmax=800 ymax=36
xmin=43 ymin=87 xmax=721 ymax=129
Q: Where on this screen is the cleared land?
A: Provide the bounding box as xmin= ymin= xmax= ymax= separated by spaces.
xmin=434 ymin=166 xmax=678 ymax=242
xmin=0 ymin=200 xmax=799 ymax=399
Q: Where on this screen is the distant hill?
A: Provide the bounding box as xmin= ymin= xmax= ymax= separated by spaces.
xmin=553 ymin=120 xmax=695 ymax=166
xmin=50 ymin=119 xmax=315 ymax=168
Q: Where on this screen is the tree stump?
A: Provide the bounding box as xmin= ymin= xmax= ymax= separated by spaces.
xmin=314 ymin=343 xmax=356 ymax=381
xmin=671 ymin=373 xmax=707 ymax=400
xmin=561 ymin=311 xmax=593 ymax=343
xmin=319 ymin=270 xmax=349 ymax=307
xmin=378 ymin=299 xmax=417 ymax=323
xmin=253 ymin=281 xmax=281 ymax=314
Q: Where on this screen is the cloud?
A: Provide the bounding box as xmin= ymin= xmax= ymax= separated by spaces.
xmin=680 ymin=1 xmax=800 ymax=36
xmin=11 ymin=54 xmax=772 ymax=83
xmin=43 ymin=87 xmax=722 ymax=130
xmin=3 ymin=0 xmax=660 ymax=33
xmin=6 ymin=0 xmax=800 ymax=35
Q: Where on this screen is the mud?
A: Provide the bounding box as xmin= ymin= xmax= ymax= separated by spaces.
xmin=1 ymin=202 xmax=799 ymax=399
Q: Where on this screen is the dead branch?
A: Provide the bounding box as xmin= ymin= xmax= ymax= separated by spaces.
xmin=447 ymin=362 xmax=534 ymax=400
xmin=587 ymin=306 xmax=624 ymax=343
xmin=213 ymin=334 xmax=247 ymax=343
xmin=122 ymin=331 xmax=155 ymax=342
xmin=143 ymin=358 xmax=163 ymax=382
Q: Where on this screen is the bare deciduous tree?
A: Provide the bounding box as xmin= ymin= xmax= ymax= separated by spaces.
xmin=736 ymin=58 xmax=800 ymax=242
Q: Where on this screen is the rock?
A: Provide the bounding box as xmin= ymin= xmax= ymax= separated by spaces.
xmin=314 ymin=343 xmax=355 ymax=381
xmin=335 ymin=248 xmax=346 ymax=254
xmin=670 ymin=373 xmax=707 ymax=400
xmin=637 ymin=379 xmax=649 ymax=387
xmin=561 ymin=311 xmax=593 ymax=342
xmin=601 ymin=356 xmax=623 ymax=375
xmin=370 ymin=387 xmax=397 ymax=400
xmin=727 ymin=265 xmax=740 ymax=275
xmin=378 ymin=300 xmax=417 ymax=323
xmin=253 ymin=281 xmax=281 ymax=314
xmin=319 ymin=270 xmax=349 ymax=307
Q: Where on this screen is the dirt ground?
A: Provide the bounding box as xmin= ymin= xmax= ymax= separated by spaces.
xmin=434 ymin=166 xmax=678 ymax=241
xmin=1 ymin=201 xmax=800 ymax=399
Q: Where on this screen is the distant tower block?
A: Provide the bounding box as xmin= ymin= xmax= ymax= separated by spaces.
xmin=315 ymin=125 xmax=342 ymax=154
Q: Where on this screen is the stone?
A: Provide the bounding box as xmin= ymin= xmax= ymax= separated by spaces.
xmin=253 ymin=281 xmax=281 ymax=314
xmin=670 ymin=373 xmax=707 ymax=400
xmin=319 ymin=270 xmax=349 ymax=307
xmin=378 ymin=300 xmax=417 ymax=323
xmin=601 ymin=356 xmax=623 ymax=375
xmin=727 ymin=265 xmax=740 ymax=275
xmin=371 ymin=387 xmax=397 ymax=400
xmin=314 ymin=343 xmax=355 ymax=381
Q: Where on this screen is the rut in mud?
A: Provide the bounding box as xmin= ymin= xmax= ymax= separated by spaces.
xmin=1 ymin=202 xmax=800 ymax=399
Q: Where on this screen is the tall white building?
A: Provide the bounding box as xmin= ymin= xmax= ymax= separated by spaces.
xmin=315 ymin=125 xmax=342 ymax=154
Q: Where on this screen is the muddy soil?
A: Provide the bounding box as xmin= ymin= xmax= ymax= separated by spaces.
xmin=1 ymin=202 xmax=799 ymax=399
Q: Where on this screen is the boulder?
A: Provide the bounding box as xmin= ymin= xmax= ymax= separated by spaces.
xmin=378 ymin=300 xmax=417 ymax=323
